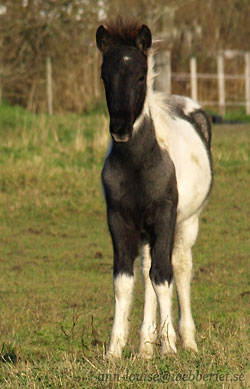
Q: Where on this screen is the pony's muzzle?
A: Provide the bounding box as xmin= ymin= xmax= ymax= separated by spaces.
xmin=110 ymin=120 xmax=132 ymax=143
xmin=111 ymin=133 xmax=130 ymax=143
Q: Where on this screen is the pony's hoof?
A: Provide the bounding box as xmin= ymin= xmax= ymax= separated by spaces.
xmin=161 ymin=338 xmax=177 ymax=356
xmin=138 ymin=342 xmax=154 ymax=360
xmin=105 ymin=351 xmax=120 ymax=361
xmin=137 ymin=350 xmax=154 ymax=360
xmin=183 ymin=341 xmax=198 ymax=353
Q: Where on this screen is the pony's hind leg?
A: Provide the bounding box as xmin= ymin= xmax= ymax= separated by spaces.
xmin=139 ymin=244 xmax=157 ymax=359
xmin=172 ymin=216 xmax=199 ymax=352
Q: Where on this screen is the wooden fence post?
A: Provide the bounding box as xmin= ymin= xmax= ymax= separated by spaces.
xmin=93 ymin=49 xmax=100 ymax=99
xmin=190 ymin=57 xmax=198 ymax=101
xmin=46 ymin=56 xmax=53 ymax=115
xmin=0 ymin=65 xmax=2 ymax=104
xmin=154 ymin=51 xmax=171 ymax=94
xmin=245 ymin=51 xmax=250 ymax=115
xmin=217 ymin=52 xmax=225 ymax=116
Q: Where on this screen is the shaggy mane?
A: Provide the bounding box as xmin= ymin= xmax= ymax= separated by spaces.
xmin=105 ymin=16 xmax=142 ymax=46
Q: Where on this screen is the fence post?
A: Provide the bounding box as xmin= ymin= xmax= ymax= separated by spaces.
xmin=217 ymin=52 xmax=225 ymax=116
xmin=154 ymin=50 xmax=171 ymax=94
xmin=46 ymin=56 xmax=53 ymax=115
xmin=245 ymin=51 xmax=250 ymax=115
xmin=190 ymin=57 xmax=198 ymax=101
xmin=93 ymin=49 xmax=100 ymax=99
xmin=0 ymin=65 xmax=2 ymax=104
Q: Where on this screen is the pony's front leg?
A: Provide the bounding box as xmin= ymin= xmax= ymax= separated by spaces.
xmin=108 ymin=274 xmax=134 ymax=358
xmin=106 ymin=210 xmax=139 ymax=359
xmin=150 ymin=201 xmax=177 ymax=355
xmin=154 ymin=281 xmax=176 ymax=355
xmin=139 ymin=243 xmax=157 ymax=359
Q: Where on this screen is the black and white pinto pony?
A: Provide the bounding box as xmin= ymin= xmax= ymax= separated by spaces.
xmin=96 ymin=18 xmax=212 ymax=359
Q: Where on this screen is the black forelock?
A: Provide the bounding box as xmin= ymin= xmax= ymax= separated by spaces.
xmin=104 ymin=16 xmax=142 ymax=47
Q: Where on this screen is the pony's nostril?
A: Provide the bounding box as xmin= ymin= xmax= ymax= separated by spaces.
xmin=117 ymin=128 xmax=129 ymax=138
xmin=110 ymin=122 xmax=132 ymax=142
xmin=116 ymin=128 xmax=125 ymax=136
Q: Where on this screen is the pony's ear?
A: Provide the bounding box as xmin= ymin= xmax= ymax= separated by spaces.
xmin=96 ymin=25 xmax=113 ymax=54
xmin=135 ymin=25 xmax=152 ymax=53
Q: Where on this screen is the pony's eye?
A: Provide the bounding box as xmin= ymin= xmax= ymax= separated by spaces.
xmin=138 ymin=75 xmax=146 ymax=83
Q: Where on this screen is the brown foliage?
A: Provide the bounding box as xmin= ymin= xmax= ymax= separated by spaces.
xmin=0 ymin=0 xmax=249 ymax=113
xmin=0 ymin=0 xmax=101 ymax=112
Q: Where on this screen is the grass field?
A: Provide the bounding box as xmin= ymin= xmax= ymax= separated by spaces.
xmin=0 ymin=103 xmax=249 ymax=388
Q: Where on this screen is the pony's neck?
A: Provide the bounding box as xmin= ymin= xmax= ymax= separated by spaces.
xmin=134 ymin=52 xmax=173 ymax=153
xmin=134 ymin=53 xmax=156 ymax=130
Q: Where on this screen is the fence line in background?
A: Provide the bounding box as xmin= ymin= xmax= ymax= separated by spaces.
xmin=155 ymin=51 xmax=171 ymax=95
xmin=0 ymin=51 xmax=249 ymax=116
xmin=0 ymin=65 xmax=2 ymax=104
xmin=217 ymin=53 xmax=225 ymax=116
xmin=46 ymin=56 xmax=53 ymax=116
xmin=190 ymin=57 xmax=198 ymax=101
xmin=155 ymin=50 xmax=250 ymax=116
xmin=245 ymin=52 xmax=250 ymax=115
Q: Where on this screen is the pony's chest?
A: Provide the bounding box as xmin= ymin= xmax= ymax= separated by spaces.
xmin=102 ymin=152 xmax=177 ymax=210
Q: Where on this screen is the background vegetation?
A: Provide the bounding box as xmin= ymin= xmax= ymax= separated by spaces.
xmin=0 ymin=104 xmax=249 ymax=387
xmin=0 ymin=0 xmax=250 ymax=113
xmin=0 ymin=1 xmax=249 ymax=387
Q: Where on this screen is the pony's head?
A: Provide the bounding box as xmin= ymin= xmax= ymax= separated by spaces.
xmin=96 ymin=18 xmax=152 ymax=142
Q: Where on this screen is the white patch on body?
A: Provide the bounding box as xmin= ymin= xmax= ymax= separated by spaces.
xmin=139 ymin=54 xmax=212 ymax=223
xmin=182 ymin=96 xmax=201 ymax=115
xmin=168 ymin=115 xmax=211 ymax=223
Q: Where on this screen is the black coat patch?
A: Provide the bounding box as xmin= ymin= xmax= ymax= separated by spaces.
xmin=102 ymin=116 xmax=178 ymax=284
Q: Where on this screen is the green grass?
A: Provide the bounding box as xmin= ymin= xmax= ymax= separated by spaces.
xmin=0 ymin=104 xmax=249 ymax=388
xmin=205 ymin=108 xmax=250 ymax=123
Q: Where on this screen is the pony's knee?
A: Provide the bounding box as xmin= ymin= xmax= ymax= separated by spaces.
xmin=150 ymin=261 xmax=173 ymax=285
